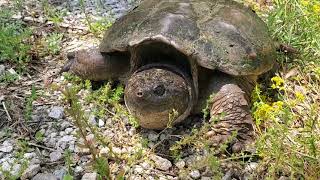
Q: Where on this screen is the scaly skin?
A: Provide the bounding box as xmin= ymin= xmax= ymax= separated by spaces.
xmin=197 ymin=71 xmax=256 ymax=153
xmin=61 ymin=48 xmax=130 ymax=82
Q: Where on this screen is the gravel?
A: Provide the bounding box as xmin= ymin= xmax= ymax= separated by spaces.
xmin=151 ymin=155 xmax=172 ymax=171
xmin=48 ymin=106 xmax=64 ymax=119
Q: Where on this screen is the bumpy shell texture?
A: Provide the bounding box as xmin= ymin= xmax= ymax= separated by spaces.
xmin=99 ymin=0 xmax=276 ymax=76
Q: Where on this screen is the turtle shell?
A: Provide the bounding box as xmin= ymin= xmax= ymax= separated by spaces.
xmin=99 ymin=0 xmax=276 ymax=82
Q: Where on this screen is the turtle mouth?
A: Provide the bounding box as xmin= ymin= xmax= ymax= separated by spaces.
xmin=124 ymin=64 xmax=194 ymax=129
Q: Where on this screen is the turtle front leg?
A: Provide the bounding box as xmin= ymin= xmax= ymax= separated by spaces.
xmin=60 ymin=48 xmax=130 ymax=82
xmin=204 ymin=74 xmax=255 ymax=153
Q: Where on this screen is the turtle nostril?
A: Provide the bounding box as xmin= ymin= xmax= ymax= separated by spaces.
xmin=153 ymin=84 xmax=165 ymax=96
xmin=136 ymin=91 xmax=143 ymax=97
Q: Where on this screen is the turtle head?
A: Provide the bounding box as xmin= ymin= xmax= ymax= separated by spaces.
xmin=124 ymin=65 xmax=194 ymax=129
xmin=60 ymin=48 xmax=130 ymax=81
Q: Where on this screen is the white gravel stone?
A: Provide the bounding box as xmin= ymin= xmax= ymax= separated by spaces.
xmin=98 ymin=119 xmax=105 ymax=127
xmin=50 ymin=151 xmax=63 ymax=162
xmin=244 ymin=162 xmax=258 ymax=173
xmin=222 ymin=170 xmax=234 ymax=180
xmin=1 ymin=161 xmax=11 ymax=171
xmin=0 ymin=65 xmax=5 ymax=76
xmin=189 ymin=170 xmax=201 ymax=179
xmin=65 ymin=128 xmax=74 ymax=134
xmin=21 ymin=164 xmax=40 ymax=180
xmin=201 ymin=177 xmax=211 ymax=180
xmin=99 ymin=147 xmax=110 ymax=156
xmin=0 ymin=140 xmax=14 ymax=153
xmin=151 ymin=155 xmax=172 ymax=171
xmin=60 ymin=122 xmax=71 ymax=130
xmin=24 ymin=152 xmax=36 ymax=159
xmin=81 ymin=172 xmax=97 ymax=180
xmin=32 ymin=173 xmax=57 ymax=180
xmin=11 ymin=163 xmax=22 ymax=177
xmin=29 ymin=158 xmax=41 ymax=165
xmin=74 ymin=166 xmax=84 ymax=174
xmin=53 ymin=168 xmax=67 ymax=180
xmin=159 ymin=134 xmax=167 ymax=141
xmin=147 ymin=131 xmax=159 ymax=141
xmin=134 ymin=165 xmax=144 ymax=174
xmin=140 ymin=162 xmax=151 ymax=169
xmin=48 ymin=106 xmax=64 ymax=119
xmin=113 ymin=147 xmax=122 ymax=154
xmin=88 ymin=115 xmax=97 ymax=125
xmin=175 ymin=160 xmax=186 ymax=169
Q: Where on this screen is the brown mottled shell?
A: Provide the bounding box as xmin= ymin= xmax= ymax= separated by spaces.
xmin=100 ymin=0 xmax=276 ymax=78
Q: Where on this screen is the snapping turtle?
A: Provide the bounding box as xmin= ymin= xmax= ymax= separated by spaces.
xmin=62 ymin=0 xmax=276 ymax=152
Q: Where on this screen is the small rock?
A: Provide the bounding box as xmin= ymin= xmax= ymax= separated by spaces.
xmin=148 ymin=142 xmax=155 ymax=148
xmin=159 ymin=176 xmax=167 ymax=180
xmin=0 ymin=65 xmax=5 ymax=76
xmin=24 ymin=152 xmax=36 ymax=159
xmin=60 ymin=122 xmax=71 ymax=130
xmin=99 ymin=147 xmax=110 ymax=156
xmin=21 ymin=164 xmax=41 ymax=180
xmin=278 ymin=176 xmax=290 ymax=180
xmin=29 ymin=158 xmax=41 ymax=165
xmin=159 ymin=134 xmax=167 ymax=141
xmin=147 ymin=131 xmax=159 ymax=141
xmin=48 ymin=106 xmax=64 ymax=119
xmin=244 ymin=162 xmax=258 ymax=173
xmin=128 ymin=128 xmax=136 ymax=136
xmin=8 ymin=68 xmax=17 ymax=75
xmin=189 ymin=170 xmax=201 ymax=179
xmin=74 ymin=166 xmax=84 ymax=174
xmin=11 ymin=163 xmax=21 ymax=177
xmin=50 ymin=151 xmax=63 ymax=162
xmin=175 ymin=160 xmax=185 ymax=169
xmin=1 ymin=161 xmax=11 ymax=171
xmin=57 ymin=135 xmax=76 ymax=149
xmin=201 ymin=177 xmax=211 ymax=180
xmin=151 ymin=155 xmax=172 ymax=171
xmin=86 ymin=134 xmax=95 ymax=141
xmin=81 ymin=172 xmax=97 ymax=180
xmin=32 ymin=173 xmax=57 ymax=180
xmin=98 ymin=119 xmax=105 ymax=127
xmin=140 ymin=162 xmax=151 ymax=169
xmin=0 ymin=140 xmax=14 ymax=153
xmin=88 ymin=115 xmax=97 ymax=125
xmin=147 ymin=176 xmax=155 ymax=180
xmin=222 ymin=170 xmax=234 ymax=180
xmin=50 ymin=132 xmax=58 ymax=138
xmin=134 ymin=165 xmax=144 ymax=174
xmin=113 ymin=147 xmax=122 ymax=154
xmin=53 ymin=168 xmax=67 ymax=180
xmin=65 ymin=128 xmax=73 ymax=134
xmin=59 ymin=131 xmax=66 ymax=137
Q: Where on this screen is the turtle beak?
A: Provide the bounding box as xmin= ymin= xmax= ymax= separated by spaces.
xmin=59 ymin=52 xmax=76 ymax=74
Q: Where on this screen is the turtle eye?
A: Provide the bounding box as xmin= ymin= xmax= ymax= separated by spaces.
xmin=153 ymin=84 xmax=165 ymax=96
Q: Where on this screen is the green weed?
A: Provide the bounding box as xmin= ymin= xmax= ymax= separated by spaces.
xmin=247 ymin=0 xmax=320 ymax=178
xmin=41 ymin=0 xmax=66 ymax=26
xmin=0 ymin=72 xmax=19 ymax=84
xmin=62 ymin=85 xmax=112 ymax=179
xmin=24 ymin=85 xmax=38 ymax=121
xmin=0 ymin=8 xmax=32 ymax=70
xmin=44 ymin=33 xmax=63 ymax=55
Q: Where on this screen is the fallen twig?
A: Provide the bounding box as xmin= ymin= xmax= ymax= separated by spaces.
xmin=27 ymin=142 xmax=56 ymax=152
xmin=2 ymin=101 xmax=12 ymax=121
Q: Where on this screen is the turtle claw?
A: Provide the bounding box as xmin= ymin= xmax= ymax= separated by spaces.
xmin=206 ymin=129 xmax=253 ymax=154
